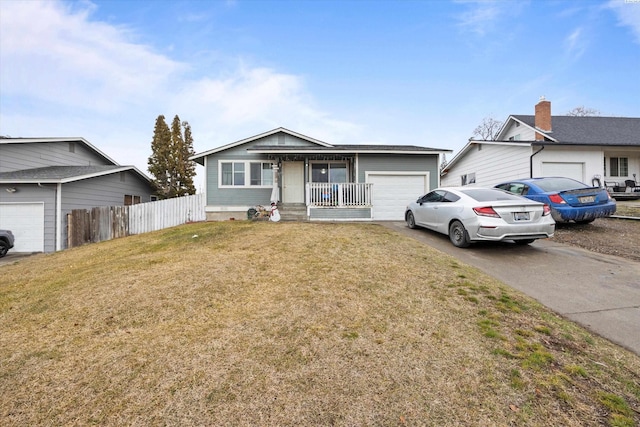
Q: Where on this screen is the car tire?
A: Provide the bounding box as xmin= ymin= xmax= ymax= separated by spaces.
xmin=449 ymin=220 xmax=470 ymax=248
xmin=514 ymin=239 xmax=535 ymax=245
xmin=406 ymin=211 xmax=416 ymax=229
xmin=0 ymin=241 xmax=8 ymax=258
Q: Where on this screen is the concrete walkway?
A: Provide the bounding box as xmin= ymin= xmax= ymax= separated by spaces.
xmin=382 ymin=222 xmax=640 ymax=356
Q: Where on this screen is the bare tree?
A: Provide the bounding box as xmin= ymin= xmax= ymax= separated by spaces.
xmin=472 ymin=117 xmax=503 ymax=140
xmin=566 ymin=106 xmax=600 ymax=117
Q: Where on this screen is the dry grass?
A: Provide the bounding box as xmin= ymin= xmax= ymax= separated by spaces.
xmin=1 ymin=222 xmax=639 ymax=426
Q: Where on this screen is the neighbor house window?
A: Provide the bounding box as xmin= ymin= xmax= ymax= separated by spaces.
xmin=311 ymin=163 xmax=347 ymax=183
xmin=609 ymin=157 xmax=628 ymax=177
xmin=220 ymin=161 xmax=273 ymax=187
xmin=124 ymin=195 xmax=141 ymax=205
xmin=460 ymin=173 xmax=476 ymax=186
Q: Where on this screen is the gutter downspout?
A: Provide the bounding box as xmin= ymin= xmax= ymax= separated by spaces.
xmin=530 ymin=145 xmax=545 ymax=178
xmin=56 ymin=183 xmax=62 ymax=251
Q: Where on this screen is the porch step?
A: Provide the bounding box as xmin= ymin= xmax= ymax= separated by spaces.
xmin=278 ymin=203 xmax=308 ymax=221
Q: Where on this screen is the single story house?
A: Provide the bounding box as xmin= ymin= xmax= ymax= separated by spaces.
xmin=190 ymin=128 xmax=451 ymax=221
xmin=440 ymin=98 xmax=640 ymax=192
xmin=0 ymin=137 xmax=155 ymax=253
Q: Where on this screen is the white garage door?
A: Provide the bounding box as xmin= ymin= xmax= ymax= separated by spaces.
xmin=541 ymin=162 xmax=585 ymax=182
xmin=368 ymin=173 xmax=429 ymax=220
xmin=0 ymin=203 xmax=45 ymax=252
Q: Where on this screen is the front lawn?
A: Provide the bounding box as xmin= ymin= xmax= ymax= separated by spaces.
xmin=1 ymin=222 xmax=638 ymax=426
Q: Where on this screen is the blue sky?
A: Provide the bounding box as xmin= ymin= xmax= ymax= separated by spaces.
xmin=1 ymin=0 xmax=639 ymax=189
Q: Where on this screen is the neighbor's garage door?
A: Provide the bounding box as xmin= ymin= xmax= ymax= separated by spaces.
xmin=541 ymin=162 xmax=585 ymax=182
xmin=0 ymin=203 xmax=45 ymax=252
xmin=368 ymin=173 xmax=429 ymax=220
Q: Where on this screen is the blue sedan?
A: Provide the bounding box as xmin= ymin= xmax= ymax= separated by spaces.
xmin=494 ymin=177 xmax=616 ymax=224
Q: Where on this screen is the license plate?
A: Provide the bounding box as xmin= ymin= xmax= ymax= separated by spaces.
xmin=514 ymin=212 xmax=530 ymax=221
xmin=579 ymin=196 xmax=595 ymax=203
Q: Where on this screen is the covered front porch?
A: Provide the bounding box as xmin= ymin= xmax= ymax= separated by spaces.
xmin=265 ymin=153 xmax=375 ymax=221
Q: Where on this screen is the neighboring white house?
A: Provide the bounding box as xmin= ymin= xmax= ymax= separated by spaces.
xmin=440 ymin=98 xmax=640 ymax=189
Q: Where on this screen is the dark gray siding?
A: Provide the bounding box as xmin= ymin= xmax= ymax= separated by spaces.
xmin=358 ymin=154 xmax=439 ymax=190
xmin=0 ymin=141 xmax=112 ymax=173
xmin=60 ymin=171 xmax=154 ymax=249
xmin=0 ymin=184 xmax=57 ymax=252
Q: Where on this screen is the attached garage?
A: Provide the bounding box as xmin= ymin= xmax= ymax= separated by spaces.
xmin=0 ymin=203 xmax=45 ymax=252
xmin=367 ymin=172 xmax=430 ymax=220
xmin=541 ymin=162 xmax=585 ymax=182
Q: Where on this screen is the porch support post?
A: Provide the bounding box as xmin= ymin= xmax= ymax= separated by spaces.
xmin=270 ymin=165 xmax=280 ymax=203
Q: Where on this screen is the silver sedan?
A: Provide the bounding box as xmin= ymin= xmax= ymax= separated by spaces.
xmin=405 ymin=187 xmax=555 ymax=247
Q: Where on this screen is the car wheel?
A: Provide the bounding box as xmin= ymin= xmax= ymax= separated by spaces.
xmin=406 ymin=211 xmax=416 ymax=229
xmin=0 ymin=241 xmax=8 ymax=258
xmin=449 ymin=220 xmax=470 ymax=248
xmin=514 ymin=239 xmax=535 ymax=245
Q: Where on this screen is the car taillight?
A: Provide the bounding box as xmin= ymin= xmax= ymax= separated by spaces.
xmin=473 ymin=206 xmax=500 ymax=218
xmin=548 ymin=194 xmax=566 ymax=204
xmin=542 ymin=204 xmax=551 ymax=216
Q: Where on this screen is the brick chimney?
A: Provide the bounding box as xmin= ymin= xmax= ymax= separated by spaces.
xmin=534 ymin=96 xmax=551 ymax=140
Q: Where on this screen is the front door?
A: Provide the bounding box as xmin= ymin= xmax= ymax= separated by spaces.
xmin=282 ymin=161 xmax=305 ymax=203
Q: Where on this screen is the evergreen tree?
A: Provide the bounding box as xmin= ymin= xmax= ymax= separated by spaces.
xmin=148 ymin=114 xmax=196 ymax=199
xmin=148 ymin=115 xmax=173 ymax=199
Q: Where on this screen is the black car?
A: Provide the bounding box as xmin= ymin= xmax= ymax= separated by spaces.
xmin=0 ymin=229 xmax=15 ymax=257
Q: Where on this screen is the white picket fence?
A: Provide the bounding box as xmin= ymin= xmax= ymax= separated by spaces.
xmin=128 ymin=193 xmax=206 ymax=235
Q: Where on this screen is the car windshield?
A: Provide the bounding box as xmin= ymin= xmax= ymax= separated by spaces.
xmin=459 ymin=188 xmax=524 ymax=202
xmin=533 ymin=177 xmax=590 ymax=192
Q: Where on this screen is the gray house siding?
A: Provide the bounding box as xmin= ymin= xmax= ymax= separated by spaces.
xmin=0 ymin=141 xmax=111 ymax=172
xmin=62 ymin=171 xmax=153 ymax=210
xmin=60 ymin=172 xmax=154 ymax=249
xmin=205 ymin=140 xmax=281 ymax=207
xmin=358 ymin=154 xmax=439 ymax=188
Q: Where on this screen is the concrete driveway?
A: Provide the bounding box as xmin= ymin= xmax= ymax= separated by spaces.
xmin=383 ymin=222 xmax=640 ymax=356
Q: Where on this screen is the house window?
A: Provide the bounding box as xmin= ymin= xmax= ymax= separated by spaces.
xmin=220 ymin=161 xmax=273 ymax=187
xmin=311 ymin=163 xmax=347 ymax=183
xmin=250 ymin=162 xmax=274 ymax=186
xmin=609 ymin=157 xmax=628 ymax=177
xmin=124 ymin=195 xmax=141 ymax=205
xmin=460 ymin=173 xmax=476 ymax=186
xmin=120 ymin=172 xmax=126 ymax=182
xmin=69 ymin=142 xmax=75 ymax=153
xmin=221 ymin=162 xmax=245 ymax=186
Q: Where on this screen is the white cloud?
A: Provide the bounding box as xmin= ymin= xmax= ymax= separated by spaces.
xmin=0 ymin=0 xmax=185 ymax=113
xmin=454 ymin=0 xmax=507 ymax=37
xmin=564 ymin=27 xmax=587 ymax=59
xmin=607 ymin=0 xmax=640 ymax=44
xmin=0 ymin=0 xmax=362 ymax=180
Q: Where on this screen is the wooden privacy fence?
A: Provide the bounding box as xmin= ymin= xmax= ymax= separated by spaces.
xmin=67 ymin=193 xmax=206 ymax=248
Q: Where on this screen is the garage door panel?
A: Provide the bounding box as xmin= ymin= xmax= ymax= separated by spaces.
xmin=0 ymin=203 xmax=45 ymax=252
xmin=369 ymin=174 xmax=428 ymax=221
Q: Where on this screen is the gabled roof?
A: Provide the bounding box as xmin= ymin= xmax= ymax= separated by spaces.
xmin=0 ymin=165 xmax=151 ymax=184
xmin=247 ymin=144 xmax=448 ymax=155
xmin=507 ymin=115 xmax=640 ymax=146
xmin=190 ymin=128 xmax=333 ymax=164
xmin=190 ymin=127 xmax=451 ymax=164
xmin=441 ymin=140 xmax=532 ymax=174
xmin=0 ymin=137 xmax=120 ymax=165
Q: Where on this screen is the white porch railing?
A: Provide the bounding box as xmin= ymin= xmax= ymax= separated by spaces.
xmin=306 ymin=183 xmax=373 ymax=207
